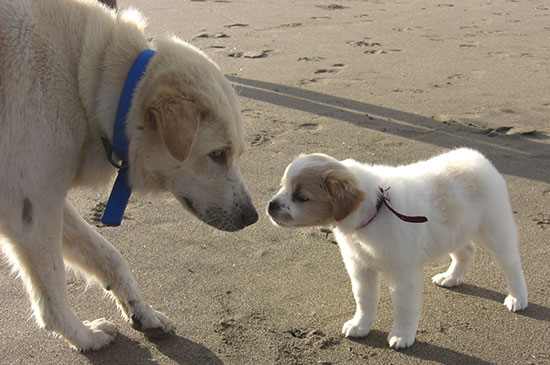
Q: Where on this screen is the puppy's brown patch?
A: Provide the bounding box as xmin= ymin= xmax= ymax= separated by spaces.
xmin=322 ymin=168 xmax=365 ymax=221
xmin=290 ymin=155 xmax=365 ymax=223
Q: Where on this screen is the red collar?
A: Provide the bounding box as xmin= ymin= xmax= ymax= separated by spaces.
xmin=357 ymin=187 xmax=428 ymax=229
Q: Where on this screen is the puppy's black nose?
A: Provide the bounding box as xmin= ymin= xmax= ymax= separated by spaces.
xmin=268 ymin=200 xmax=280 ymax=215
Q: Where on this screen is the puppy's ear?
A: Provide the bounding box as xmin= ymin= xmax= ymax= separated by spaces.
xmin=323 ymin=168 xmax=365 ymax=221
xmin=146 ymin=89 xmax=209 ymax=161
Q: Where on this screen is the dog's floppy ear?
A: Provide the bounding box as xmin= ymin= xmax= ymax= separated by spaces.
xmin=323 ymin=168 xmax=365 ymax=221
xmin=146 ymin=89 xmax=209 ymax=161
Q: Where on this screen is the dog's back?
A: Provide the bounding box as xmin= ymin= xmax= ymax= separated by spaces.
xmin=425 ymin=148 xmax=513 ymax=225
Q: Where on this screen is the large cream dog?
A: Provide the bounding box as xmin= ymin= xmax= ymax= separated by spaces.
xmin=0 ymin=0 xmax=257 ymax=351
xmin=268 ymin=148 xmax=527 ymax=349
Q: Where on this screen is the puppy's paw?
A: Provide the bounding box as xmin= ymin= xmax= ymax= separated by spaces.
xmin=70 ymin=318 xmax=117 ymax=352
xmin=432 ymin=272 xmax=462 ymax=288
xmin=131 ymin=307 xmax=176 ymax=338
xmin=342 ymin=317 xmax=372 ymax=338
xmin=504 ymin=294 xmax=528 ymax=312
xmin=387 ymin=331 xmax=415 ymax=349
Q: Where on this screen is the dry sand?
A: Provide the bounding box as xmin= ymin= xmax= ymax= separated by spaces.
xmin=1 ymin=0 xmax=549 ymax=364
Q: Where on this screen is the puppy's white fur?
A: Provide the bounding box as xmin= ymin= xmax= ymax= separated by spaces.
xmin=0 ymin=0 xmax=256 ymax=351
xmin=268 ymin=148 xmax=528 ymax=349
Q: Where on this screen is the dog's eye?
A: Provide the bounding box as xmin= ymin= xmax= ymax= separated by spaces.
xmin=209 ymin=150 xmax=227 ymax=164
xmin=292 ymin=191 xmax=309 ymax=203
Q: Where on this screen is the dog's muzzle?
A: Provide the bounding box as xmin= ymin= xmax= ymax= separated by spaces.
xmin=183 ymin=196 xmax=258 ymax=232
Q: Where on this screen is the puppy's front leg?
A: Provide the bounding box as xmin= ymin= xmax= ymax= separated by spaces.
xmin=62 ymin=201 xmax=175 ymax=337
xmin=341 ymin=259 xmax=380 ymax=338
xmin=387 ymin=267 xmax=423 ymax=349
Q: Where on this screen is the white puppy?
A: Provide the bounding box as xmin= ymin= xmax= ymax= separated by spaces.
xmin=268 ymin=148 xmax=528 ymax=349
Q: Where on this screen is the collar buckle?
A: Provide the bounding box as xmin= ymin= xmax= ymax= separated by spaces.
xmin=357 ymin=187 xmax=428 ymax=230
xmin=101 ymin=136 xmax=124 ymax=169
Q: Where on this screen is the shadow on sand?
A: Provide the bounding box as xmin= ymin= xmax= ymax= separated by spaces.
xmin=84 ymin=332 xmax=222 ymax=365
xmin=450 ymin=283 xmax=550 ymax=322
xmin=351 ymin=329 xmax=494 ymax=364
xmin=228 ymin=76 xmax=550 ymax=183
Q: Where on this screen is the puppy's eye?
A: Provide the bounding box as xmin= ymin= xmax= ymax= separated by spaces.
xmin=209 ymin=150 xmax=227 ymax=164
xmin=292 ymin=191 xmax=309 ymax=203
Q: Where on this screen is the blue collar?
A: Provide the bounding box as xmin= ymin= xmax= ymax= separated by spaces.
xmin=101 ymin=49 xmax=156 ymax=226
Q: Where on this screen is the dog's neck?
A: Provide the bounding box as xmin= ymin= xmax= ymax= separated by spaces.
xmin=333 ymin=162 xmax=428 ymax=232
xmin=332 ymin=162 xmax=383 ymax=233
xmin=355 ymin=186 xmax=428 ymax=230
xmin=96 ymin=29 xmax=149 ymax=143
xmin=77 ymin=8 xmax=149 ymax=145
xmin=356 ymin=190 xmax=385 ymax=229
xmin=100 ymin=49 xmax=156 ymax=226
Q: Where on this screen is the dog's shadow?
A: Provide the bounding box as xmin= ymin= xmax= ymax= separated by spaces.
xmin=449 ymin=283 xmax=550 ymax=322
xmin=83 ymin=332 xmax=222 ymax=365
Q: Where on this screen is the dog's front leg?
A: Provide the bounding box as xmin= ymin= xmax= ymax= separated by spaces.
xmin=341 ymin=259 xmax=380 ymax=338
xmin=387 ymin=267 xmax=423 ymax=349
xmin=62 ymin=201 xmax=175 ymax=337
xmin=4 ymin=201 xmax=116 ymax=351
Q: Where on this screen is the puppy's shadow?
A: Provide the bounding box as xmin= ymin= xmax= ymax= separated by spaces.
xmin=83 ymin=333 xmax=222 ymax=365
xmin=350 ymin=330 xmax=493 ymax=364
xmin=449 ymin=283 xmax=549 ymax=322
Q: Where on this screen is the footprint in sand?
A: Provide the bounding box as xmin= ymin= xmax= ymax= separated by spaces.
xmin=299 ymin=78 xmax=320 ymax=85
xmin=364 ymin=49 xmax=387 ymax=55
xmin=297 ymin=123 xmax=320 ymax=131
xmin=224 ymin=23 xmax=249 ymax=28
xmin=314 ymin=69 xmax=338 ymax=74
xmin=346 ymin=40 xmax=381 ymax=47
xmin=298 ymin=56 xmax=325 ymax=62
xmin=250 ymin=133 xmax=271 ymax=147
xmin=300 ymin=63 xmax=346 ymax=84
xmin=228 ymin=50 xmax=271 ymax=59
xmin=276 ymin=23 xmax=302 ymax=28
xmin=316 ymin=4 xmax=347 ymax=10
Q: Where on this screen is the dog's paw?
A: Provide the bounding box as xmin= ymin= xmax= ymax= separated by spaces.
xmin=342 ymin=317 xmax=372 ymax=338
xmin=432 ymin=272 xmax=462 ymax=288
xmin=504 ymin=294 xmax=528 ymax=312
xmin=387 ymin=331 xmax=415 ymax=349
xmin=131 ymin=307 xmax=176 ymax=338
xmin=70 ymin=318 xmax=117 ymax=352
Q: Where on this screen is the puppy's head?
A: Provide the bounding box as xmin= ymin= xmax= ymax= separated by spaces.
xmin=127 ymin=36 xmax=257 ymax=231
xmin=267 ymin=154 xmax=365 ymax=228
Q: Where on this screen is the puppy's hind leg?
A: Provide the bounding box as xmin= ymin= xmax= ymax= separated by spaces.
xmin=2 ymin=202 xmax=116 ymax=351
xmin=479 ymin=214 xmax=528 ymax=312
xmin=62 ymin=200 xmax=175 ymax=337
xmin=432 ymin=241 xmax=476 ymax=288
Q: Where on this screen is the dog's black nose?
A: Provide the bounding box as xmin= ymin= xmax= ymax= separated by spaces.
xmin=268 ymin=200 xmax=280 ymax=215
xmin=242 ymin=208 xmax=259 ymax=227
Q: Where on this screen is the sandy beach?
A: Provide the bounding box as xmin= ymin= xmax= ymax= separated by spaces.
xmin=1 ymin=0 xmax=549 ymax=363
